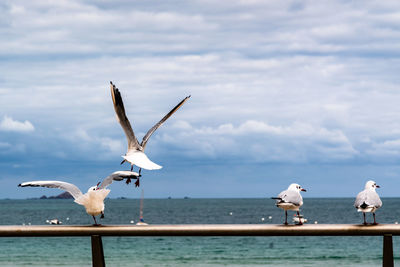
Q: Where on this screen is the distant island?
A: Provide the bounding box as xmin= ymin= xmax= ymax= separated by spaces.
xmin=39 ymin=192 xmax=73 ymax=199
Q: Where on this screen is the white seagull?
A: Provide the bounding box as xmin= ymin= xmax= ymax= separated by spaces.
xmin=272 ymin=183 xmax=307 ymax=225
xmin=354 ymin=180 xmax=382 ymax=225
xmin=18 ymin=171 xmax=139 ymax=225
xmin=110 ymin=81 xmax=190 ymax=187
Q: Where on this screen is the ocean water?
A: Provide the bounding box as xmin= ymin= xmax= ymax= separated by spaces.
xmin=0 ymin=198 xmax=400 ymax=266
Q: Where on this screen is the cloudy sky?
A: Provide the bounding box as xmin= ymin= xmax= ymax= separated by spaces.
xmin=1 ymin=0 xmax=400 ymax=199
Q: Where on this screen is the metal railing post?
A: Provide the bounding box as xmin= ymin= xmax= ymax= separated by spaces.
xmin=383 ymin=234 xmax=393 ymax=267
xmin=91 ymin=235 xmax=105 ymax=267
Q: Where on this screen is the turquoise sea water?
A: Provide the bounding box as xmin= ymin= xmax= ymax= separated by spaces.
xmin=0 ymin=198 xmax=399 ymax=266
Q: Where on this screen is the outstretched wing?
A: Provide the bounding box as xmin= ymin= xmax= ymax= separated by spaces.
xmin=110 ymin=82 xmax=140 ymax=150
xmin=141 ymin=95 xmax=190 ymax=149
xmin=97 ymin=171 xmax=140 ymax=189
xmin=18 ymin=181 xmax=83 ymax=200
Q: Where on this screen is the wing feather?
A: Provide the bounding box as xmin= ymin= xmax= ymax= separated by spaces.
xmin=18 ymin=181 xmax=83 ymax=200
xmin=141 ymin=95 xmax=190 ymax=149
xmin=277 ymin=190 xmax=302 ymax=206
xmin=110 ymin=82 xmax=140 ymax=150
xmin=354 ymin=190 xmax=382 ymax=208
xmin=98 ymin=171 xmax=140 ymax=189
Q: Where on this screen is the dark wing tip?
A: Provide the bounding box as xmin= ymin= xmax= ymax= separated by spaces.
xmin=19 ymin=183 xmax=40 ymax=187
xmin=110 ymin=82 xmax=122 ymax=106
xmin=110 ymin=81 xmax=117 ymax=91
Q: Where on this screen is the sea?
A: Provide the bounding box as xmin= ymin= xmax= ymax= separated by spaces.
xmin=0 ymin=198 xmax=399 ymax=266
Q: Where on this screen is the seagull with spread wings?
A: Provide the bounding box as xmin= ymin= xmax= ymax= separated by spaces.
xmin=110 ymin=81 xmax=190 ymax=187
xmin=18 ymin=171 xmax=139 ymax=225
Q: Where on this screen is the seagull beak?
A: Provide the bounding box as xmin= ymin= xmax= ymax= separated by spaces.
xmin=301 ymin=188 xmax=307 ymax=192
xmin=376 ymin=185 xmax=380 ymax=188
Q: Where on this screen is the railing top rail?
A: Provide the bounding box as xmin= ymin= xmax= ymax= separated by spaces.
xmin=1 ymin=224 xmax=400 ymax=237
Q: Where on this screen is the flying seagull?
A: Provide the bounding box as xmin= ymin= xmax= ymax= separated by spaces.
xmin=354 ymin=180 xmax=382 ymax=225
xmin=18 ymin=171 xmax=139 ymax=225
xmin=110 ymin=81 xmax=190 ymax=187
xmin=272 ymin=183 xmax=306 ymax=225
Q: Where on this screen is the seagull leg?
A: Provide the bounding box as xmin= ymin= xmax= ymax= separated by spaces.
xmin=373 ymin=213 xmax=377 ymax=225
xmin=297 ymin=211 xmax=303 ymax=225
xmin=284 ymin=210 xmax=288 ymax=225
xmin=100 ymin=211 xmax=104 ymax=219
xmin=131 ymin=165 xmax=133 ymax=171
xmin=363 ymin=212 xmax=367 ymax=225
xmin=92 ymin=216 xmax=100 ymax=226
xmin=134 ymin=168 xmax=142 ymax=187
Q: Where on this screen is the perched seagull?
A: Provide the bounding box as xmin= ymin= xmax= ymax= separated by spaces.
xmin=18 ymin=171 xmax=139 ymax=225
xmin=110 ymin=81 xmax=190 ymax=187
xmin=354 ymin=180 xmax=382 ymax=225
xmin=272 ymin=183 xmax=307 ymax=225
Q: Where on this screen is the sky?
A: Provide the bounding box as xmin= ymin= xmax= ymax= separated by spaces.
xmin=1 ymin=0 xmax=400 ymax=199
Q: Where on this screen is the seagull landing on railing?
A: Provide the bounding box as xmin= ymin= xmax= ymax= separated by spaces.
xmin=110 ymin=81 xmax=190 ymax=184
xmin=354 ymin=180 xmax=382 ymax=225
xmin=18 ymin=171 xmax=139 ymax=226
xmin=272 ymin=183 xmax=306 ymax=225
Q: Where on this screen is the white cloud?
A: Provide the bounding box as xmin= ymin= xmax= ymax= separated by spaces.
xmin=0 ymin=141 xmax=26 ymax=154
xmin=62 ymin=128 xmax=124 ymax=159
xmin=99 ymin=137 xmax=124 ymax=155
xmin=1 ymin=0 xmax=400 ymax=167
xmin=163 ymin=120 xmax=358 ymax=163
xmin=366 ymin=139 xmax=400 ymax=157
xmin=2 ymin=0 xmax=399 ymax=58
xmin=0 ymin=116 xmax=34 ymax=132
xmin=0 ymin=142 xmax=11 ymax=149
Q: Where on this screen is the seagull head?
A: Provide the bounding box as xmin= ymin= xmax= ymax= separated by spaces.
xmin=88 ymin=186 xmax=98 ymax=192
xmin=288 ymin=183 xmax=306 ymax=192
xmin=365 ymin=180 xmax=380 ymax=190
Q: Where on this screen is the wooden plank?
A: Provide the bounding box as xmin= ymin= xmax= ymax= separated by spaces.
xmin=1 ymin=224 xmax=400 ymax=237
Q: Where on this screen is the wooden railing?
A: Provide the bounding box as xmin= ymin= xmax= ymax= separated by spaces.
xmin=0 ymin=224 xmax=398 ymax=267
